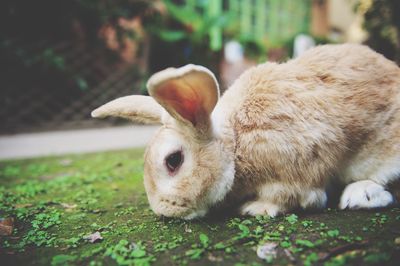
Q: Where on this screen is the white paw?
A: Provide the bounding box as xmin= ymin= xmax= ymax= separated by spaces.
xmin=339 ymin=180 xmax=394 ymax=210
xmin=239 ymin=201 xmax=281 ymax=217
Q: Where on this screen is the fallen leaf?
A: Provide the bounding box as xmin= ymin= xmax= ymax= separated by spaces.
xmin=395 ymin=237 xmax=400 ymax=245
xmin=84 ymin=231 xmax=103 ymax=243
xmin=184 ymin=224 xmax=192 ymax=233
xmin=60 ymin=203 xmax=77 ymax=211
xmin=257 ymin=242 xmax=278 ymax=262
xmin=0 ymin=217 xmax=14 ymax=236
xmin=1 ymin=218 xmax=14 ymax=226
xmin=207 ymin=253 xmax=223 ymax=262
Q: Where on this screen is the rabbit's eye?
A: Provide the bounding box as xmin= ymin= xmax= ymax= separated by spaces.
xmin=165 ymin=150 xmax=183 ymax=173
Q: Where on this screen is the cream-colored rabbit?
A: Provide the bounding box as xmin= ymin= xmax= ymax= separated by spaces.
xmin=92 ymin=44 xmax=400 ymax=219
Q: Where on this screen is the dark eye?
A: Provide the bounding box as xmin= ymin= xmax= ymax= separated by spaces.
xmin=165 ymin=150 xmax=184 ymax=173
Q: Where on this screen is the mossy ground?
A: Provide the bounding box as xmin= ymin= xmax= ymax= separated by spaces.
xmin=0 ymin=148 xmax=399 ymax=266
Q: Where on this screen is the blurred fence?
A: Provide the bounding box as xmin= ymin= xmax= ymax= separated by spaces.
xmin=181 ymin=0 xmax=310 ymax=51
xmin=0 ymin=38 xmax=146 ymax=134
xmin=230 ymin=0 xmax=310 ymax=46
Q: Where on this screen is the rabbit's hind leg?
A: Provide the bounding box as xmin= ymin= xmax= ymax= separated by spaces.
xmin=338 ymin=134 xmax=399 ymax=209
xmin=338 ymin=115 xmax=399 ymax=209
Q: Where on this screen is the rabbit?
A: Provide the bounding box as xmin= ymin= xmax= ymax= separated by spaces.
xmin=92 ymin=44 xmax=400 ymax=219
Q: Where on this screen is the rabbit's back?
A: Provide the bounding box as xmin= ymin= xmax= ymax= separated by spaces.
xmin=218 ymin=44 xmax=400 ymax=203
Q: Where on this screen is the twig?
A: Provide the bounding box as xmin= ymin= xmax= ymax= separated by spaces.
xmin=320 ymin=241 xmax=369 ymax=262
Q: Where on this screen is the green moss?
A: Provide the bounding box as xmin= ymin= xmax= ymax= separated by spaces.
xmin=1 ymin=148 xmax=400 ymax=265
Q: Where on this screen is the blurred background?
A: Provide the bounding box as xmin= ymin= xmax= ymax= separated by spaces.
xmin=0 ymin=0 xmax=399 ymax=158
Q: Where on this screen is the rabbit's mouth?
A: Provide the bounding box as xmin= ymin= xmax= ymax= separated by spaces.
xmin=154 ymin=197 xmax=196 ymax=218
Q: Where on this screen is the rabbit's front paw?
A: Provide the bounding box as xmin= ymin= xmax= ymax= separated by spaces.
xmin=339 ymin=180 xmax=394 ymax=209
xmin=239 ymin=200 xmax=282 ymax=217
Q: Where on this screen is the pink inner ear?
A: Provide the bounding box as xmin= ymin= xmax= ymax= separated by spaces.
xmin=180 ymin=98 xmax=198 ymax=123
xmin=155 ymin=80 xmax=202 ymax=125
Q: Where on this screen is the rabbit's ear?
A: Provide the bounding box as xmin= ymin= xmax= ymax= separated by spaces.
xmin=147 ymin=64 xmax=220 ymax=132
xmin=91 ymin=95 xmax=163 ymax=124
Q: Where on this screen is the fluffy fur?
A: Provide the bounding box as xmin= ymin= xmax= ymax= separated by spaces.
xmin=92 ymin=44 xmax=400 ymax=218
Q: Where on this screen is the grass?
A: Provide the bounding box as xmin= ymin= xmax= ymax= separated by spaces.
xmin=0 ymin=148 xmax=399 ymax=266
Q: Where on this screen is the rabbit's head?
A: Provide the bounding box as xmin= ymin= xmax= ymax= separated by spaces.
xmin=92 ymin=65 xmax=235 ymax=219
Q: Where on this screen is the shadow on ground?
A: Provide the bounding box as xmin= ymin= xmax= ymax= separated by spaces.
xmin=0 ymin=149 xmax=399 ymax=266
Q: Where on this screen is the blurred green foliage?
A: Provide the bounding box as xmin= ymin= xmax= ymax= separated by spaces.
xmin=152 ymin=0 xmax=230 ymax=48
xmin=145 ymin=0 xmax=229 ymax=74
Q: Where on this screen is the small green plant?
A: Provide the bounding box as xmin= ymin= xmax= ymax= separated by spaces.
xmin=104 ymin=239 xmax=154 ymax=266
xmin=295 ymin=239 xmax=315 ymax=248
xmin=154 ymin=235 xmax=183 ymax=252
xmin=371 ymin=213 xmax=388 ymax=226
xmin=31 ymin=210 xmax=62 ymax=230
xmin=280 ymin=241 xmax=291 ymax=248
xmin=327 ymin=229 xmax=340 ymax=238
xmin=285 ymin=214 xmax=298 ymax=224
xmin=185 ymin=233 xmax=210 ymax=260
